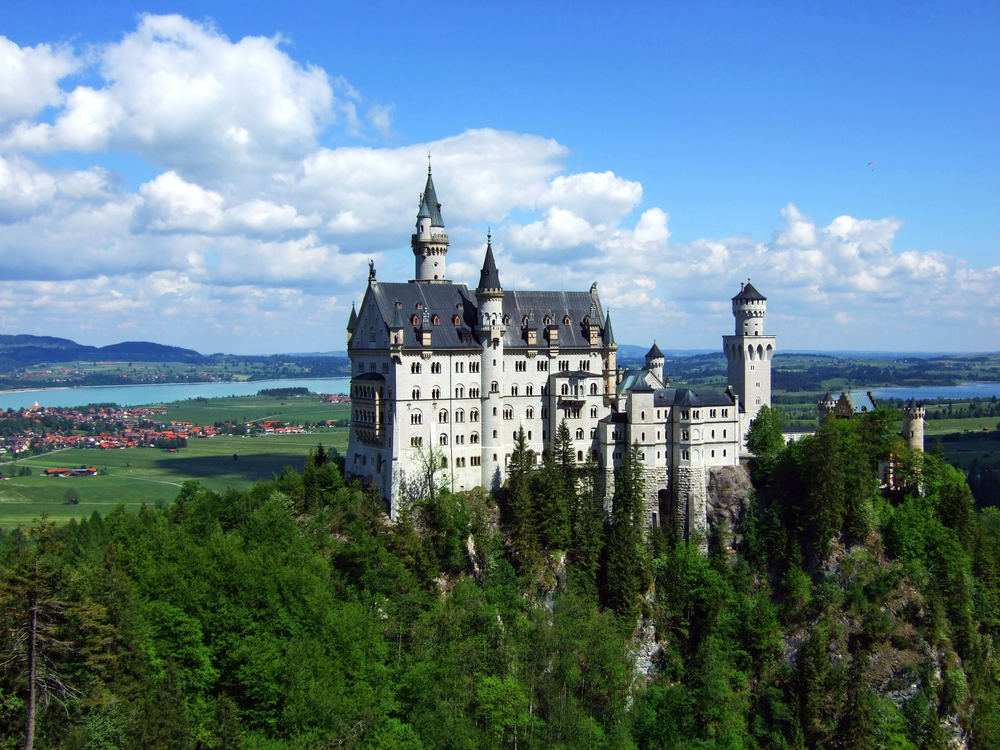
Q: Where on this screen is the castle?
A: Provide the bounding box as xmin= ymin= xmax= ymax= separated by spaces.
xmin=345 ymin=169 xmax=775 ymax=537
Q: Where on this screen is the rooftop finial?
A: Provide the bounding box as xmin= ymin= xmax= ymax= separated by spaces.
xmin=487 ymin=227 xmax=492 ymax=246
xmin=427 ymin=151 xmax=432 ymax=174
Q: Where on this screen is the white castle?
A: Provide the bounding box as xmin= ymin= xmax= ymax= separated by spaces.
xmin=345 ymin=169 xmax=775 ymax=537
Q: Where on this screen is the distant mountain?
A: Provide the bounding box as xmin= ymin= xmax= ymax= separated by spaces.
xmin=0 ymin=334 xmax=205 ymax=368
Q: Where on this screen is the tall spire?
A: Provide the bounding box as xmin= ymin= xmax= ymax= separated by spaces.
xmin=603 ymin=310 xmax=616 ymax=346
xmin=417 ymin=165 xmax=444 ymax=227
xmin=412 ymin=165 xmax=450 ymax=282
xmin=476 ymin=231 xmax=502 ymax=294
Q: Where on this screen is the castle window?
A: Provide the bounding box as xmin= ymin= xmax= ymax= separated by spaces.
xmin=471 ymin=409 xmax=479 ymax=421
xmin=577 ymin=450 xmax=582 ymax=462
xmin=711 ymin=450 xmax=715 ymax=457
xmin=682 ymin=429 xmax=689 ymax=440
xmin=723 ymin=449 xmax=727 ymax=457
xmin=439 ymin=410 xmax=448 ymax=423
xmin=469 ymin=387 xmax=480 ymax=398
xmin=455 ymin=409 xmax=465 ymax=423
xmin=723 ymin=430 xmax=726 ymax=438
xmin=411 ymin=362 xmax=421 ymax=374
xmin=432 ymin=314 xmax=440 ymax=325
xmin=455 ymin=385 xmax=464 ymax=398
xmin=522 ymin=315 xmax=529 ymax=326
xmin=722 ymin=409 xmax=728 ymax=417
xmin=511 ymin=385 xmax=518 ymax=396
xmin=711 ymin=430 xmax=715 ymax=438
xmin=503 ymin=314 xmax=510 ymax=325
xmin=411 ymin=314 xmax=420 ymax=325
xmin=590 ymin=406 xmax=598 ymax=418
xmin=591 ymin=428 xmax=596 ymax=438
xmin=411 ymin=436 xmax=423 ymax=447
xmin=710 ymin=409 xmax=717 ymax=418
xmin=576 ymin=428 xmax=584 ymax=439
xmin=492 ymin=430 xmax=497 ymax=439
xmin=590 ymin=383 xmax=598 ymax=395
xmin=455 ymin=362 xmax=464 ymax=373
xmin=491 ymin=381 xmax=499 ymax=393
xmin=537 ymin=361 xmax=548 ymax=371
xmin=440 ymin=434 xmax=448 ymax=446
xmin=559 ymin=360 xmax=570 ymax=371
xmin=471 ymin=455 xmax=481 ymax=465
xmin=682 ymin=450 xmax=689 ymax=460
xmin=432 ymin=387 xmax=440 ymax=399
xmin=471 ymin=432 xmax=480 ymax=443
xmin=456 ymin=434 xmax=464 ymax=445
xmin=561 ymin=384 xmax=569 ymax=395
xmin=544 ymin=316 xmax=551 ymax=325
xmin=503 ymin=407 xmax=513 ymax=420
xmin=681 ymin=410 xmax=689 ymax=420
xmin=412 ymin=387 xmax=421 ymax=400
xmin=470 ymin=361 xmax=480 ymax=373
xmin=526 ymin=385 xmax=534 ymax=396
xmin=563 ymin=315 xmax=571 ymax=325
xmin=415 ymin=302 xmax=423 ymax=309
xmin=526 ymin=407 xmax=534 ymax=419
xmin=453 ymin=315 xmax=461 ymax=325
xmin=431 ymin=362 xmax=442 ymax=374
xmin=515 ymin=360 xmax=526 ymax=372
xmin=410 ymin=412 xmax=422 ymax=425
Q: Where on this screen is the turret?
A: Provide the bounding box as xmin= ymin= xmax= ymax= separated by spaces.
xmin=722 ymin=279 xmax=776 ymax=441
xmin=411 ymin=165 xmax=449 ymax=282
xmin=476 ymin=234 xmax=505 ymax=490
xmin=602 ymin=310 xmax=618 ymax=405
xmin=901 ymin=398 xmax=925 ymax=452
xmin=346 ymin=302 xmax=358 ymax=347
xmin=645 ymin=342 xmax=665 ymax=385
xmin=818 ymin=391 xmax=836 ymax=420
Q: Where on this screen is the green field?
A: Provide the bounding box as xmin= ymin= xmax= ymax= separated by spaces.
xmin=161 ymin=392 xmax=350 ymax=425
xmin=0 ymin=430 xmax=350 ymax=529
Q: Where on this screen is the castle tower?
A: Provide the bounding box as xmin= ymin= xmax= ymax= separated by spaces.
xmin=644 ymin=342 xmax=665 ymax=385
xmin=901 ymin=398 xmax=926 ymax=452
xmin=476 ymin=234 xmax=506 ymax=490
xmin=818 ymin=391 xmax=836 ymax=421
xmin=602 ymin=310 xmax=618 ymax=406
xmin=722 ymin=281 xmax=776 ymax=436
xmin=411 ymin=165 xmax=449 ymax=282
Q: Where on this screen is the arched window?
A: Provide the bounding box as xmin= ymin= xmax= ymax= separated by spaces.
xmin=412 ymin=387 xmax=420 ymax=400
xmin=590 ymin=406 xmax=598 ymax=418
xmin=470 ymin=432 xmax=480 ymax=444
xmin=510 ymin=384 xmax=518 ymax=396
xmin=491 ymin=381 xmax=499 ymax=393
xmin=563 ymin=315 xmax=571 ymax=325
xmin=432 ymin=387 xmax=441 ymax=400
xmin=544 ymin=316 xmax=551 ymax=325
xmin=503 ymin=407 xmax=513 ymax=419
xmin=455 ymin=385 xmax=464 ymax=398
xmin=526 ymin=384 xmax=534 ymax=396
xmin=410 ymin=412 xmax=422 ymax=425
xmin=455 ymin=409 xmax=464 ymax=423
xmin=469 ymin=386 xmax=480 ymax=398
xmin=577 ymin=450 xmax=583 ymax=462
xmin=470 ymin=409 xmax=480 ymax=422
xmin=589 ymin=383 xmax=598 ymax=395
xmin=561 ymin=383 xmax=569 ymax=395
xmin=526 ymin=407 xmax=534 ymax=419
xmin=440 ymin=433 xmax=448 ymax=446
xmin=411 ymin=362 xmax=421 ymax=374
xmin=575 ymin=428 xmax=584 ymax=439
xmin=431 ymin=362 xmax=441 ymax=374
xmin=439 ymin=410 xmax=448 ymax=423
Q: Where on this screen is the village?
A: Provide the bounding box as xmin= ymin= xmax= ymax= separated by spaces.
xmin=0 ymin=402 xmax=323 ymax=463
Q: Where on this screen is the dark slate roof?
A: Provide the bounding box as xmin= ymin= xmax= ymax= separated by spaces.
xmin=655 ymin=388 xmax=735 ymax=408
xmin=390 ymin=303 xmax=405 ymax=329
xmin=603 ymin=311 xmax=616 ymax=346
xmin=733 ymin=281 xmax=766 ymax=302
xmin=645 ymin=342 xmax=663 ymax=360
xmin=417 ymin=170 xmax=444 ymax=226
xmin=502 ymin=290 xmax=605 ymax=349
xmin=477 ymin=240 xmax=502 ymax=293
xmin=347 ymin=303 xmax=358 ymax=331
xmin=362 ymin=281 xmax=610 ymax=352
xmin=367 ymin=281 xmax=480 ymax=350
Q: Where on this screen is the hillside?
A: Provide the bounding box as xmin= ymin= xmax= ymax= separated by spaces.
xmin=0 ymin=334 xmax=204 ymax=367
xmin=1 ymin=410 xmax=999 ymax=747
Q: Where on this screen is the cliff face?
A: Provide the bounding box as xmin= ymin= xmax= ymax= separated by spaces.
xmin=706 ymin=464 xmax=753 ymax=551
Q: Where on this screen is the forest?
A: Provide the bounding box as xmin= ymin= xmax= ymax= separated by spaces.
xmin=2 ymin=411 xmax=1000 ymax=749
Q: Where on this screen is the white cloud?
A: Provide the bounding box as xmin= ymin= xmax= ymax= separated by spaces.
xmin=0 ymin=36 xmax=78 ymax=123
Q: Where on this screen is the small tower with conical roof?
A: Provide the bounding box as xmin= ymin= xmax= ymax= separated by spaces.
xmin=817 ymin=391 xmax=837 ymax=421
xmin=346 ymin=302 xmax=358 ymax=347
xmin=902 ymin=398 xmax=926 ymax=452
xmin=412 ymin=164 xmax=449 ymax=282
xmin=645 ymin=342 xmax=665 ymax=385
xmin=723 ymin=280 xmax=777 ymax=439
xmin=476 ymin=233 xmax=506 ymax=490
xmin=602 ymin=310 xmax=618 ymax=405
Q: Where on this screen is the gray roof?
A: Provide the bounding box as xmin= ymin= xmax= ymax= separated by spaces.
xmin=361 ymin=281 xmax=610 ymax=351
xmin=733 ymin=281 xmax=766 ymax=302
xmin=347 ymin=303 xmax=358 ymax=331
xmin=843 ymin=390 xmax=876 ymax=413
xmin=645 ymin=342 xmax=663 ymax=360
xmin=603 ymin=311 xmax=616 ymax=346
xmin=417 ymin=170 xmax=444 ymax=226
xmin=654 ymin=387 xmax=736 ymax=408
xmin=477 ymin=239 xmax=502 ymax=293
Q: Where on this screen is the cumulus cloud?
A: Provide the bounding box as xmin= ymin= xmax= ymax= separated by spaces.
xmin=0 ymin=37 xmax=78 ymax=123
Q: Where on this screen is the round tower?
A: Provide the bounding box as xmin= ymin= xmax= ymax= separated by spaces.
xmin=476 ymin=234 xmax=506 ymax=490
xmin=818 ymin=391 xmax=836 ymax=421
xmin=412 ymin=165 xmax=449 ymax=282
xmin=901 ymin=398 xmax=925 ymax=452
xmin=644 ymin=342 xmax=665 ymax=384
xmin=722 ymin=280 xmax=776 ymax=440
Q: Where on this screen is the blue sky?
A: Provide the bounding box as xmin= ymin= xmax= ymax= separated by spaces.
xmin=1 ymin=2 xmax=997 ymax=353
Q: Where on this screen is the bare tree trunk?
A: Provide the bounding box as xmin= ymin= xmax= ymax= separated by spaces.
xmin=24 ymin=579 xmax=37 ymax=750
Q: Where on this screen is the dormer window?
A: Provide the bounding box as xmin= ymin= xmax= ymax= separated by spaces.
xmin=562 ymin=315 xmax=571 ymax=325
xmin=415 ymin=302 xmax=423 ymax=309
xmin=544 ymin=316 xmax=552 ymax=325
xmin=453 ymin=315 xmax=461 ymax=325
xmin=411 ymin=314 xmax=419 ymax=326
xmin=432 ymin=314 xmax=440 ymax=325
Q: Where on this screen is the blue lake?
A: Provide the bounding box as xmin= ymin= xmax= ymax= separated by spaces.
xmin=868 ymin=383 xmax=1000 ymax=401
xmin=0 ymin=377 xmax=352 ymax=411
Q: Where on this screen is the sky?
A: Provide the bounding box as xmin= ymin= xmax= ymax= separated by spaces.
xmin=1 ymin=1 xmax=998 ymax=354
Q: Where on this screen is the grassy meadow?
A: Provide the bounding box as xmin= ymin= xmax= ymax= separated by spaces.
xmin=0 ymin=392 xmax=351 ymax=528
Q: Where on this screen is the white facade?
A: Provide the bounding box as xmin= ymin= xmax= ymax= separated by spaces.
xmin=346 ymin=172 xmax=773 ymax=534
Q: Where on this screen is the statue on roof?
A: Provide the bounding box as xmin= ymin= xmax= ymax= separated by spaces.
xmin=368 ymin=259 xmax=376 ymax=279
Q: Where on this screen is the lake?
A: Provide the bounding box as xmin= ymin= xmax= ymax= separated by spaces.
xmin=868 ymin=382 xmax=1000 ymax=401
xmin=0 ymin=377 xmax=352 ymax=411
